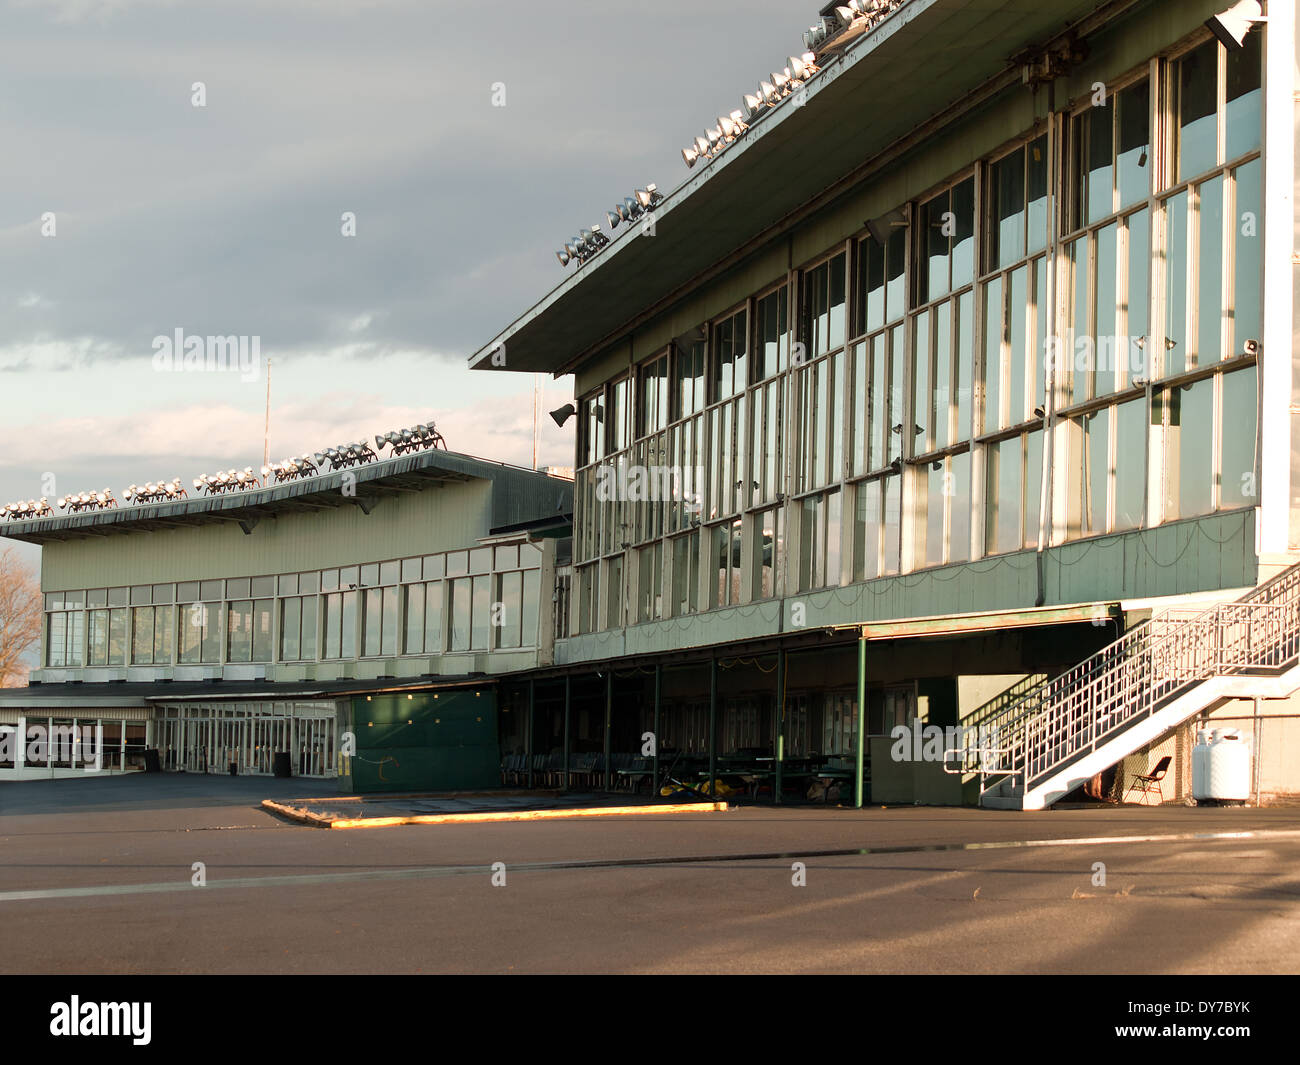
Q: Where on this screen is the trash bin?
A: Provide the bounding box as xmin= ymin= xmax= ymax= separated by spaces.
xmin=228 ymin=761 xmax=238 ymax=776
xmin=143 ymin=748 xmax=162 ymax=774
xmin=272 ymin=751 xmax=292 ymax=778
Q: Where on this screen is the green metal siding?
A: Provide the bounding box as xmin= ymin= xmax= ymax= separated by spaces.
xmin=345 ymin=690 xmax=499 ymax=794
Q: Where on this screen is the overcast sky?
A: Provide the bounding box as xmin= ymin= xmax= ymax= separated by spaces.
xmin=0 ymin=0 xmax=810 ymax=568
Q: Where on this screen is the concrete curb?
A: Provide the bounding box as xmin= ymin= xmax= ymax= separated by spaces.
xmin=261 ymin=798 xmax=729 ymax=829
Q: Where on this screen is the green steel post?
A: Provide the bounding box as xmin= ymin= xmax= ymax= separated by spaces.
xmin=774 ymin=647 xmax=785 ymax=806
xmin=604 ymin=670 xmax=613 ymax=791
xmin=856 ymin=637 xmax=866 ymax=809
xmin=563 ymin=674 xmax=571 ymax=792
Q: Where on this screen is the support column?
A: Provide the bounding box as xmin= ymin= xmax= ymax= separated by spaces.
xmin=855 ymin=636 xmax=867 ymax=809
xmin=1261 ymin=0 xmax=1295 ymax=558
xmin=774 ymin=648 xmax=785 ymax=806
xmin=526 ymin=680 xmax=535 ymax=789
xmin=652 ymin=664 xmax=661 ymax=796
xmin=563 ymin=675 xmax=572 ymax=791
xmin=603 ymin=670 xmax=613 ymax=791
xmin=708 ymin=656 xmax=717 ymax=795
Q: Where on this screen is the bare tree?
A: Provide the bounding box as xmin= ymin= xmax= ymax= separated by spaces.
xmin=0 ymin=547 xmax=41 ymax=688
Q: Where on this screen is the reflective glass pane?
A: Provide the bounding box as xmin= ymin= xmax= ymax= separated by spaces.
xmin=1009 ymin=266 xmax=1027 ymax=422
xmin=956 ymin=291 xmax=973 ymax=441
xmin=1232 ymin=160 xmax=1261 ymax=355
xmin=1024 ymin=431 xmax=1043 ymax=549
xmin=1198 ymin=176 xmax=1225 ymax=365
xmin=1170 ymin=379 xmax=1214 ymax=517
xmin=1081 ymin=408 xmax=1110 ymax=535
xmin=1117 ymin=80 xmax=1150 ymax=208
xmin=913 ymin=310 xmax=930 ymax=451
xmin=983 ymin=277 xmax=1003 ymax=430
xmin=1026 ymin=138 xmax=1048 ymax=253
xmin=853 ymin=480 xmax=880 ymax=582
xmin=934 ymin=303 xmax=952 ymax=449
xmin=1069 ymin=237 xmax=1089 ymax=403
xmin=952 ymin=177 xmax=976 ymax=287
xmin=1127 ymin=209 xmax=1150 ymax=373
xmin=925 ymin=464 xmax=945 ymax=567
xmin=1220 ymin=367 xmax=1258 ymax=508
xmin=985 ymin=438 xmax=1021 ymax=554
xmin=1178 ymin=43 xmax=1218 ymax=181
xmin=1086 ymin=107 xmax=1114 ymax=223
xmin=1094 ymin=223 xmax=1118 ymax=395
xmin=994 ymin=148 xmax=1025 ymax=268
xmin=950 ymin=450 xmax=971 ymax=562
xmin=885 ymin=228 xmax=906 ymax=322
xmin=921 ymin=192 xmax=950 ymax=303
xmin=880 ymin=475 xmax=900 ymax=575
xmin=1115 ymin=399 xmax=1146 ymax=529
xmin=1225 ymin=32 xmax=1262 ymax=161
xmin=1164 ymin=191 xmax=1189 ymax=376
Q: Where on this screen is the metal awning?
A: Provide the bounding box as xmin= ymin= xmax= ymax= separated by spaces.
xmin=847 ymin=603 xmax=1120 ymax=641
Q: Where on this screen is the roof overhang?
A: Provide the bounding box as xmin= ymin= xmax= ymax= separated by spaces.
xmin=469 ymin=0 xmax=1141 ymax=377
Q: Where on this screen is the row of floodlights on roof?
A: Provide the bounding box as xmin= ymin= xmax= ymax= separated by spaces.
xmin=4 ymin=490 xmax=121 ymax=519
xmin=680 ymin=0 xmax=905 ymax=170
xmin=681 ymin=53 xmax=818 ymax=169
xmin=1 ymin=423 xmax=447 ymax=519
xmin=804 ymin=0 xmax=900 ymax=53
xmin=556 ymin=186 xmax=663 ymax=268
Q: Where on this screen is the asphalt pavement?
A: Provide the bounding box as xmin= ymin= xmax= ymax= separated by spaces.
xmin=2 ymin=774 xmax=1297 ymax=974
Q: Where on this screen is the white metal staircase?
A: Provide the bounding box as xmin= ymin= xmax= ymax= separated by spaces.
xmin=963 ymin=562 xmax=1300 ymax=810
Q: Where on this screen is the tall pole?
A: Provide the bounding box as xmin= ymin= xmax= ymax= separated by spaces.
xmin=263 ymin=355 xmax=272 ymax=470
xmin=533 ymin=374 xmax=542 ymax=470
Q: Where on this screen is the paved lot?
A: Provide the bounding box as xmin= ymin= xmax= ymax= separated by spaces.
xmin=1 ymin=775 xmax=1298 ymax=974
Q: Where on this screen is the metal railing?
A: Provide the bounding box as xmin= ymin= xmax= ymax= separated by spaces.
xmin=964 ymin=563 xmax=1300 ymax=799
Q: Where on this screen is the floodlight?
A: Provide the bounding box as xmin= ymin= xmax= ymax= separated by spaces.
xmin=1205 ymin=0 xmax=1265 ymax=52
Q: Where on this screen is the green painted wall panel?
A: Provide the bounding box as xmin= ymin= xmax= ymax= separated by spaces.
xmin=346 ymin=690 xmax=498 ymax=794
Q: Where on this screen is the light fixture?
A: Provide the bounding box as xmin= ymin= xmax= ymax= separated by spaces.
xmin=372 ymin=423 xmax=447 ymax=457
xmin=56 ymin=489 xmax=117 ymax=512
xmin=193 ymin=468 xmax=259 ymax=496
xmin=867 ymin=205 xmax=910 ymax=244
xmin=550 ymin=403 xmax=577 ymax=428
xmin=2 ymin=498 xmax=52 ymax=521
xmin=1205 ymin=0 xmax=1265 ymax=52
xmin=126 ymin=478 xmax=188 ymax=504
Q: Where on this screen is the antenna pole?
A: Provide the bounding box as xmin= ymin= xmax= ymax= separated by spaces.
xmin=263 ymin=356 xmax=272 ymax=470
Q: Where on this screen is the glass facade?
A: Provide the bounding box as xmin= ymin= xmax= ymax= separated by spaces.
xmin=566 ymin=34 xmax=1262 ymax=637
xmin=42 ymin=541 xmax=546 ymax=669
